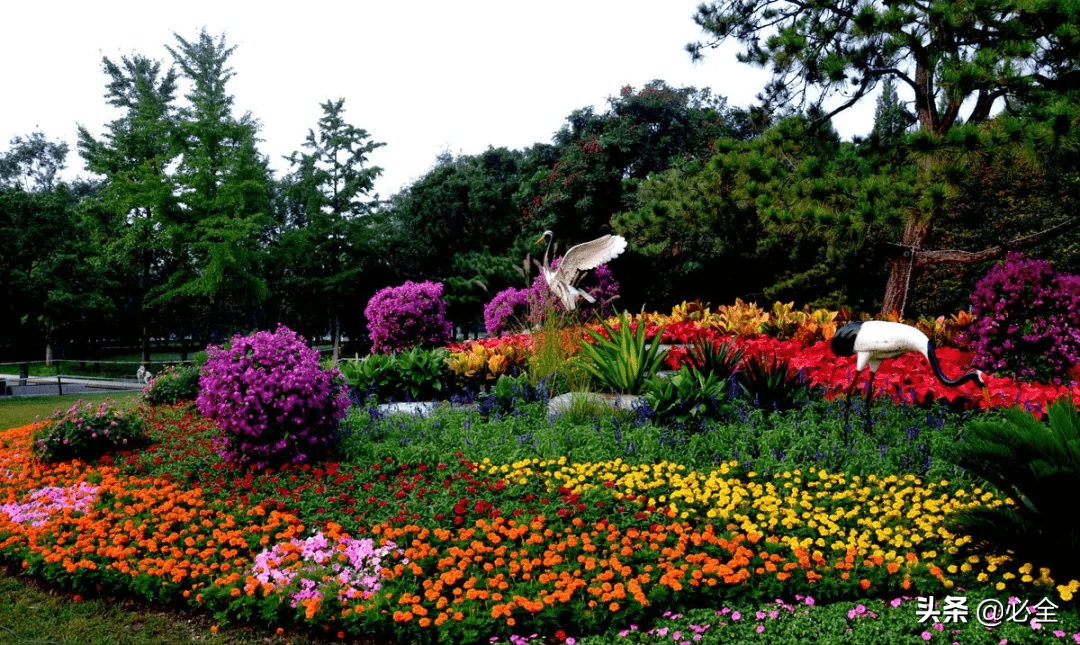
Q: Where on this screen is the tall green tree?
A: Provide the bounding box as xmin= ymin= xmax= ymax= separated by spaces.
xmin=688 ymin=0 xmax=1080 ymax=315
xmin=384 ymin=147 xmax=536 ymax=329
xmin=165 ymin=28 xmax=272 ymax=338
xmin=0 ymin=133 xmax=69 ymax=192
xmin=615 ymin=115 xmax=893 ymax=310
xmin=871 ymin=78 xmax=914 ymax=145
xmin=0 ymin=137 xmax=111 ymax=362
xmin=518 ymin=81 xmax=751 ymax=247
xmin=78 ymin=53 xmax=180 ymax=366
xmin=282 ymin=98 xmax=385 ymax=361
xmin=514 ymin=82 xmax=755 ymax=311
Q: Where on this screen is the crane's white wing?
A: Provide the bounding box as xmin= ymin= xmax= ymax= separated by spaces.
xmin=553 ymin=234 xmax=627 ymax=285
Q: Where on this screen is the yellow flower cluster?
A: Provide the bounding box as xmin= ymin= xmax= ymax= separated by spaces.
xmin=486 ymin=457 xmax=1080 ymax=597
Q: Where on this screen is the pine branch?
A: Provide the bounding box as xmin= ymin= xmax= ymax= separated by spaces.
xmin=910 ymin=216 xmax=1078 ymax=267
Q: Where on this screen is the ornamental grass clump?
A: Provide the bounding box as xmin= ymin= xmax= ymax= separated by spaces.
xmin=963 ymin=252 xmax=1080 ymax=384
xmin=196 ymin=324 xmax=349 ymax=468
xmin=365 ymin=280 xmax=453 ymax=353
xmin=32 ymin=398 xmax=147 ymax=463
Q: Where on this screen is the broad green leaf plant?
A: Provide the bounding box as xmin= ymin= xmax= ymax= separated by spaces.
xmin=580 ymin=313 xmax=667 ymax=395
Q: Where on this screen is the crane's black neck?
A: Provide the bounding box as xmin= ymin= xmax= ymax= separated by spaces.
xmin=926 ymin=340 xmax=983 ymax=387
xmin=830 ymin=321 xmax=862 ymax=357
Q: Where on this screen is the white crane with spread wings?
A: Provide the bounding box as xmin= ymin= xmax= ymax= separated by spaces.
xmin=535 ymin=230 xmax=627 ymax=310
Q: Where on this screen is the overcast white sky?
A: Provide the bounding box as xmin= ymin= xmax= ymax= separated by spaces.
xmin=3 ymin=1 xmax=876 ymax=200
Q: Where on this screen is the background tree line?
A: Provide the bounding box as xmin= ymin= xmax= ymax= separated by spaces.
xmin=1 ymin=6 xmax=1077 ymax=363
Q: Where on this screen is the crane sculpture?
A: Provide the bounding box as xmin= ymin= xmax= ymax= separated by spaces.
xmin=830 ymin=320 xmax=991 ymax=430
xmin=534 ymin=231 xmax=627 ymax=311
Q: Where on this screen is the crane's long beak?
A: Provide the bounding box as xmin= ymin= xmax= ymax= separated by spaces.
xmin=981 ymin=386 xmax=991 ymax=408
xmin=534 ymin=235 xmax=545 ymax=246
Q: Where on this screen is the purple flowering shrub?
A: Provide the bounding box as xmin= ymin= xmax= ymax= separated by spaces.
xmin=364 ymin=281 xmax=453 ymax=353
xmin=528 ymin=259 xmax=620 ymax=327
xmin=196 ymin=324 xmax=350 ymax=468
xmin=961 ymin=252 xmax=1080 ymax=384
xmin=483 ymin=287 xmax=529 ymax=337
xmin=32 ymin=399 xmax=148 ymax=463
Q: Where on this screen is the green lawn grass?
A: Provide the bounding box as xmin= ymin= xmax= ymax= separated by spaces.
xmin=0 ymin=392 xmax=141 ymax=430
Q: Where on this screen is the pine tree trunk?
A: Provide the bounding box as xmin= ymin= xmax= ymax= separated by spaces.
xmin=880 ymin=215 xmax=932 ymax=317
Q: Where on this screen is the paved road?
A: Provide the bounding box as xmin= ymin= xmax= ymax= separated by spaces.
xmin=0 ymin=373 xmax=143 ymax=397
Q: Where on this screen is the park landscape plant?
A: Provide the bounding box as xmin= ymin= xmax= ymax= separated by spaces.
xmin=2 ymin=299 xmax=1080 ymax=645
xmin=484 ymin=287 xmax=530 ymax=337
xmin=31 ymin=398 xmax=147 ymax=463
xmin=142 ymin=364 xmax=202 ymax=406
xmin=196 ymin=324 xmax=350 ymax=468
xmin=365 ymin=280 xmax=454 ymax=354
xmin=580 ymin=313 xmax=668 ymax=395
xmin=963 ymin=252 xmax=1080 ymax=385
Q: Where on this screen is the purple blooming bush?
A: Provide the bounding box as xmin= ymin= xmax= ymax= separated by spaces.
xmin=961 ymin=252 xmax=1080 ymax=384
xmin=483 ymin=287 xmax=529 ymax=337
xmin=528 ymin=258 xmax=620 ymax=326
xmin=364 ymin=280 xmax=453 ymax=353
xmin=32 ymin=399 xmax=148 ymax=463
xmin=196 ymin=324 xmax=350 ymax=468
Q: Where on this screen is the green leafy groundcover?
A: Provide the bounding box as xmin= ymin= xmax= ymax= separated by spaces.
xmin=0 ymin=401 xmax=1077 ymax=645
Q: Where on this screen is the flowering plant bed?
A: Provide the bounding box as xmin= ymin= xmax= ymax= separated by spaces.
xmin=449 ymin=321 xmax=1078 ymax=414
xmin=2 ymin=398 xmax=1079 ymax=644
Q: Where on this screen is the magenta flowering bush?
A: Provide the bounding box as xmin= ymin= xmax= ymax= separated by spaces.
xmin=528 ymin=258 xmax=620 ymax=326
xmin=196 ymin=324 xmax=350 ymax=468
xmin=962 ymin=252 xmax=1080 ymax=384
xmin=364 ymin=281 xmax=453 ymax=353
xmin=483 ymin=287 xmax=529 ymax=337
xmin=32 ymin=399 xmax=148 ymax=463
xmin=250 ymin=531 xmax=400 ymax=609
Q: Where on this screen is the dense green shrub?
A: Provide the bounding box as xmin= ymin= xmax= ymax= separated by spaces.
xmin=142 ymin=364 xmax=201 ymax=406
xmin=643 ymin=367 xmax=731 ymax=428
xmin=738 ymin=351 xmax=811 ymax=412
xmin=338 ymin=347 xmax=451 ymax=403
xmin=580 ymin=313 xmax=667 ymax=395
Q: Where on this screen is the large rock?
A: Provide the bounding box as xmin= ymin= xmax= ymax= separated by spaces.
xmin=546 ymin=392 xmax=645 ymax=417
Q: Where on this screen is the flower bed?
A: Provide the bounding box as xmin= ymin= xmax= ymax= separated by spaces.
xmin=1 ymin=403 xmax=1078 ymax=644
xmin=449 ymin=320 xmax=1079 ymax=414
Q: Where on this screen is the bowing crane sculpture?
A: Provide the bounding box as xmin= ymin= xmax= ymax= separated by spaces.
xmin=534 ymin=231 xmax=627 ymax=310
xmin=831 ymin=320 xmax=991 ymax=430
